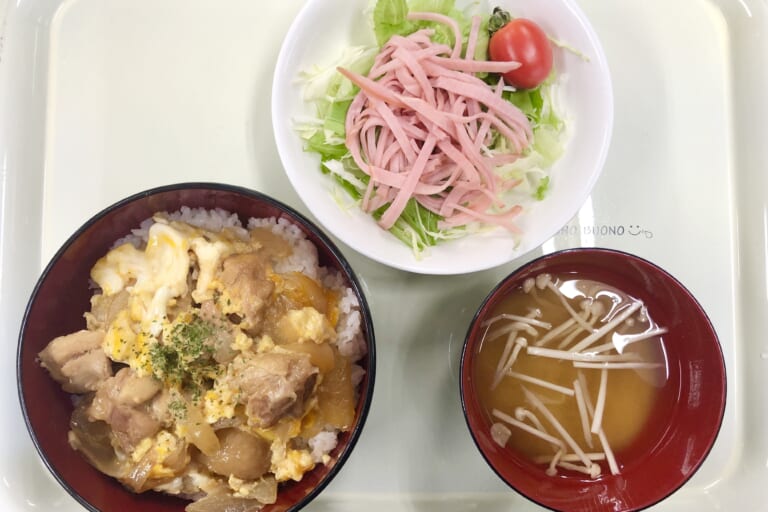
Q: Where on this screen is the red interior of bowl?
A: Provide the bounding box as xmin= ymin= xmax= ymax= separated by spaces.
xmin=17 ymin=183 xmax=375 ymax=512
xmin=461 ymin=248 xmax=726 ymax=512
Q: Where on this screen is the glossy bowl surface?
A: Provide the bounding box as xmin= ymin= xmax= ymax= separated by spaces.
xmin=17 ymin=182 xmax=376 ymax=512
xmin=460 ymin=248 xmax=726 ymax=512
xmin=272 ymin=0 xmax=613 ymax=275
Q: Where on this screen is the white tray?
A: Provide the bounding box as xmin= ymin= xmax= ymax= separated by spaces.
xmin=1 ymin=0 xmax=766 ymax=510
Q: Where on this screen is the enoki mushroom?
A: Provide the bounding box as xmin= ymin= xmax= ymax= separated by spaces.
xmin=482 ymin=272 xmax=666 ymax=478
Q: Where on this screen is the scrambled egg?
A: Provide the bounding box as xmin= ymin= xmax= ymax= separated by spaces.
xmin=270 ymin=440 xmax=315 ymax=482
xmin=228 ymin=475 xmax=272 ymax=499
xmin=92 ymin=222 xmax=192 ymax=337
xmin=189 ymin=237 xmax=233 ymax=303
xmin=131 ymin=430 xmax=184 ymax=480
xmin=231 ymin=330 xmax=254 ymax=352
xmin=202 ymin=382 xmax=238 ymax=424
xmin=277 ymin=307 xmax=336 ymax=344
xmin=254 ymin=334 xmax=276 ymax=353
xmin=104 ymin=310 xmax=136 ymax=361
xmin=150 ymin=431 xmax=184 ymax=479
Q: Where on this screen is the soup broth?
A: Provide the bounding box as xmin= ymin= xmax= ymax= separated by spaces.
xmin=474 ymin=273 xmax=668 ymax=477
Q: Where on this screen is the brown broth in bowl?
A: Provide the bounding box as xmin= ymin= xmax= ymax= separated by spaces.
xmin=474 ymin=273 xmax=668 ymax=477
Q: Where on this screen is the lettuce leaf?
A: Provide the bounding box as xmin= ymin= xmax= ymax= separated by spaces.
xmin=373 ymin=0 xmax=412 ymax=46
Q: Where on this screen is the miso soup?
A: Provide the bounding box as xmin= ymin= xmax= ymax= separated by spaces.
xmin=474 ymin=273 xmax=668 ymax=477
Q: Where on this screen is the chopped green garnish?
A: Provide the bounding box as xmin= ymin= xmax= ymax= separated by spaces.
xmin=168 ymin=398 xmax=187 ymax=420
xmin=149 ymin=315 xmax=217 ymax=399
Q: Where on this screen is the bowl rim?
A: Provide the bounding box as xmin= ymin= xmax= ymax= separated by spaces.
xmin=16 ymin=181 xmax=377 ymax=512
xmin=459 ymin=246 xmax=727 ymax=512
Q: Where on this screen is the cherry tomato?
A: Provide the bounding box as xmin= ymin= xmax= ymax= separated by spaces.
xmin=489 ymin=17 xmax=553 ymax=90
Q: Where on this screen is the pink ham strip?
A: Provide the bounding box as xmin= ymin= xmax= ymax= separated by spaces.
xmin=433 ymin=56 xmax=521 ymax=74
xmin=379 ymin=133 xmax=439 ymax=229
xmin=433 ymin=75 xmax=532 ymax=138
xmin=340 ymin=13 xmax=533 ymax=233
xmin=371 ymin=34 xmax=451 ymax=78
xmin=475 ymin=78 xmax=505 ymax=152
xmin=464 ymin=14 xmax=481 ymax=61
xmin=393 ymin=47 xmax=436 ymax=104
xmin=362 ymin=175 xmax=376 ymax=212
xmin=371 ymin=98 xmax=418 ymax=162
xmin=407 ymin=12 xmax=463 ymax=59
xmin=371 ymin=164 xmax=455 ymax=196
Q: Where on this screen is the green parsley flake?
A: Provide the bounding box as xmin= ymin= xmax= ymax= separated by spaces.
xmin=168 ymin=399 xmax=187 ymax=420
xmin=149 ymin=315 xmax=217 ymax=398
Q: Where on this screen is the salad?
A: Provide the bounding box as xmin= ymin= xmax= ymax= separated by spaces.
xmin=296 ymin=0 xmax=567 ymax=256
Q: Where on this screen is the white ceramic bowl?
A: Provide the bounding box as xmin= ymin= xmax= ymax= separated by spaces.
xmin=272 ymin=0 xmax=613 ymax=275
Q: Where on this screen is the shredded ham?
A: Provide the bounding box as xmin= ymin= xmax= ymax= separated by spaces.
xmin=338 ymin=13 xmax=533 ymax=231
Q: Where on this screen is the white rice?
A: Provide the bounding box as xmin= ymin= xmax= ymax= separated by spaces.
xmin=308 ymin=431 xmax=339 ymax=463
xmin=168 ymin=206 xmax=245 ymax=233
xmin=335 ymin=287 xmax=365 ymax=362
xmin=113 ymin=207 xmax=248 ymax=248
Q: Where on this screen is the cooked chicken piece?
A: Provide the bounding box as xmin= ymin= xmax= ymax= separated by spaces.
xmin=197 ymin=428 xmax=271 ymax=480
xmin=109 ymin=407 xmax=163 ymax=453
xmin=232 ymin=352 xmax=318 ymax=429
xmin=88 ymin=367 xmax=163 ymax=452
xmin=92 ymin=368 xmax=161 ymax=407
xmin=197 ymin=300 xmax=238 ymax=363
xmin=198 ymin=299 xmax=221 ymax=322
xmin=85 ymin=290 xmax=130 ymax=330
xmin=149 ymin=389 xmax=174 ymax=426
xmin=211 ymin=331 xmax=238 ymax=364
xmin=38 ymin=330 xmax=112 ymax=393
xmin=218 ymin=253 xmax=274 ymax=333
xmin=117 ymin=372 xmax=163 ymax=405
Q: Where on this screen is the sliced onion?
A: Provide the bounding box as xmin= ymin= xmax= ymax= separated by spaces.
xmin=122 ymin=455 xmax=154 ymax=493
xmin=180 ymin=398 xmax=220 ymax=456
xmin=185 ymin=494 xmax=265 ymax=512
xmin=68 ymin=399 xmax=126 ymax=478
xmin=245 ymin=475 xmax=277 ymax=505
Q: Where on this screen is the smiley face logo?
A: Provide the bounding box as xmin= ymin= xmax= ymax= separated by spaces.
xmin=627 ymin=224 xmax=654 ymax=239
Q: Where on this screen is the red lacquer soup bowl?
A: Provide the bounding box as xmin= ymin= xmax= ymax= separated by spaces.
xmin=460 ymin=248 xmax=726 ymax=512
xmin=17 ymin=183 xmax=376 ymax=512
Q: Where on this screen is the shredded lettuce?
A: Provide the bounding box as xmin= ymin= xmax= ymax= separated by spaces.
xmin=499 ymin=71 xmax=567 ymax=197
xmin=295 ymin=0 xmax=568 ymax=255
xmin=296 ymin=46 xmax=376 ymax=150
xmin=535 ymin=176 xmax=550 ymax=201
